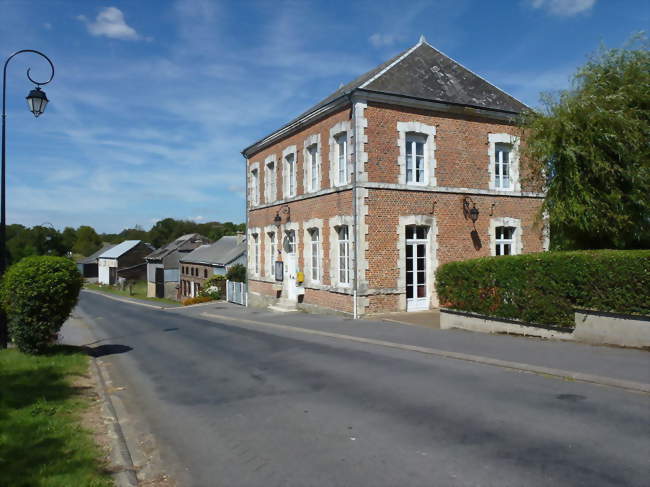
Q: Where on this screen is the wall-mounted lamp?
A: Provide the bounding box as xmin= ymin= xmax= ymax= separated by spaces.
xmin=273 ymin=205 xmax=290 ymax=228
xmin=490 ymin=203 xmax=496 ymax=216
xmin=430 ymin=201 xmax=437 ymax=215
xmin=462 ymin=197 xmax=479 ymax=224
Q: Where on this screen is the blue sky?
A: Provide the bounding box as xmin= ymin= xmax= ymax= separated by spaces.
xmin=0 ymin=0 xmax=647 ymax=233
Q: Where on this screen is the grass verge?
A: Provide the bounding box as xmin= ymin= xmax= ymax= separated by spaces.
xmin=85 ymin=281 xmax=179 ymax=306
xmin=0 ymin=346 xmax=113 ymax=487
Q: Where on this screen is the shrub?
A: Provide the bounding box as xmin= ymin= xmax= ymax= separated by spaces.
xmin=435 ymin=250 xmax=650 ymax=328
xmin=199 ymin=286 xmax=221 ymax=300
xmin=182 ymin=296 xmax=213 ymax=306
xmin=226 ymin=264 xmax=246 ymax=283
xmin=1 ymin=256 xmax=83 ymax=354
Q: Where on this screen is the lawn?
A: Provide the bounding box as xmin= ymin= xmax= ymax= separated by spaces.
xmin=85 ymin=280 xmax=179 ymax=306
xmin=0 ymin=346 xmax=113 ymax=487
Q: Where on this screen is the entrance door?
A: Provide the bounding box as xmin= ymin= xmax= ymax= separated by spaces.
xmin=406 ymin=225 xmax=429 ymax=311
xmin=284 ymin=230 xmax=297 ymax=301
xmin=155 ymin=268 xmax=165 ymax=298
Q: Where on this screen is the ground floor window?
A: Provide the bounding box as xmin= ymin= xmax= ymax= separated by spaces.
xmin=495 ymin=226 xmax=515 ymax=256
xmin=310 ymin=228 xmax=320 ymax=282
xmin=338 ymin=225 xmax=350 ymax=285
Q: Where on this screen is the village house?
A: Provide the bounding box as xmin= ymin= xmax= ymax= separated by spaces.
xmin=97 ymin=240 xmax=154 ymax=285
xmin=145 ymin=233 xmax=211 ymax=299
xmin=179 ymin=234 xmax=246 ymax=298
xmin=242 ymin=37 xmax=547 ymax=317
xmin=76 ymin=243 xmax=115 ymax=279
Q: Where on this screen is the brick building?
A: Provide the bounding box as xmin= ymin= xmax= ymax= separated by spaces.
xmin=242 ymin=37 xmax=547 ymax=317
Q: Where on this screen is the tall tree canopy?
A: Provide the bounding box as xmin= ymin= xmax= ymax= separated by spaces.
xmin=521 ymin=35 xmax=649 ymax=250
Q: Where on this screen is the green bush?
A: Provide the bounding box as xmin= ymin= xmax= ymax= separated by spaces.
xmin=226 ymin=264 xmax=246 ymax=283
xmin=435 ymin=250 xmax=650 ymax=328
xmin=1 ymin=256 xmax=83 ymax=354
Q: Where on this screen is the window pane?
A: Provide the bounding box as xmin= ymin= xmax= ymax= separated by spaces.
xmin=417 ymin=244 xmax=425 ymax=257
xmin=417 ymin=258 xmax=425 ymax=271
xmin=406 ymin=245 xmax=413 ymax=257
xmin=416 ymin=226 xmax=427 ymax=239
xmin=416 ymin=141 xmax=424 ymax=156
xmin=406 ymin=226 xmax=414 ymax=239
xmin=504 ymin=244 xmax=511 ymax=255
xmin=406 ymin=285 xmax=413 ymax=298
xmin=417 ymin=285 xmax=426 ymax=298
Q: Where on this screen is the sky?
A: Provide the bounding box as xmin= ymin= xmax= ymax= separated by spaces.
xmin=0 ymin=0 xmax=647 ymax=233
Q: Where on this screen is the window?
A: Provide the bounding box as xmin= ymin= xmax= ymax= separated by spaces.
xmin=268 ymin=232 xmax=276 ymax=278
xmin=265 ymin=159 xmax=276 ymax=202
xmin=204 ymin=269 xmax=208 ymax=278
xmin=284 ymin=153 xmax=296 ymax=197
xmin=250 ymin=168 xmax=259 ymax=205
xmin=252 ymin=234 xmax=259 ymax=274
xmin=494 ymin=143 xmax=512 ymax=190
xmin=495 ymin=226 xmax=515 ymax=256
xmin=335 ymin=133 xmax=348 ymax=185
xmin=310 ymin=229 xmax=321 ymax=282
xmin=405 ymin=133 xmax=426 ymax=184
xmin=284 ymin=230 xmax=296 ymax=254
xmin=338 ymin=226 xmax=350 ymax=285
xmin=308 ymin=144 xmax=318 ymax=192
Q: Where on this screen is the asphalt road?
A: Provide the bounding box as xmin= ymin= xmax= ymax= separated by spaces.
xmin=75 ymin=292 xmax=650 ymax=487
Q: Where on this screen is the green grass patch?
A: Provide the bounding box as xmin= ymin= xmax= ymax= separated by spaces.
xmin=0 ymin=346 xmax=113 ymax=487
xmin=85 ymin=281 xmax=178 ymax=306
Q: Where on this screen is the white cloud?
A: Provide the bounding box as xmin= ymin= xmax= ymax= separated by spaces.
xmin=369 ymin=33 xmax=400 ymax=48
xmin=78 ymin=7 xmax=141 ymax=40
xmin=528 ymin=0 xmax=596 ymax=16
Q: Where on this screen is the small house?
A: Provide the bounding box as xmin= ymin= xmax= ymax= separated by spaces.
xmin=145 ymin=233 xmax=211 ymax=299
xmin=76 ymin=243 xmax=116 ymax=279
xmin=97 ymin=240 xmax=155 ymax=285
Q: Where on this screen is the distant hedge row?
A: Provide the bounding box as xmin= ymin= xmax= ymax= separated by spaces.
xmin=435 ymin=250 xmax=650 ymax=328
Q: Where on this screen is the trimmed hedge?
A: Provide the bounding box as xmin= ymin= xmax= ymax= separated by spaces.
xmin=435 ymin=250 xmax=650 ymax=328
xmin=1 ymin=256 xmax=83 ymax=353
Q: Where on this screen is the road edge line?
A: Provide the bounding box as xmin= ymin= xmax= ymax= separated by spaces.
xmin=200 ymin=312 xmax=650 ymax=395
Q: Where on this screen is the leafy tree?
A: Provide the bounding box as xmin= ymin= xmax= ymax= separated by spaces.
xmin=520 ymin=34 xmax=650 ymax=250
xmin=61 ymin=226 xmax=77 ymax=253
xmin=226 ymin=264 xmax=246 ymax=283
xmin=72 ymin=226 xmax=102 ymax=256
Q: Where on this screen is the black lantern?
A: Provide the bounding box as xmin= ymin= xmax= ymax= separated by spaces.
xmin=462 ymin=196 xmax=480 ymax=224
xmin=469 ymin=205 xmax=479 ymax=223
xmin=26 ymin=86 xmax=48 ymax=117
xmin=273 ymin=211 xmax=282 ymax=227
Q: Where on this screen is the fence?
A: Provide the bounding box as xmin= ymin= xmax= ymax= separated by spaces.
xmin=226 ymin=280 xmax=247 ymax=306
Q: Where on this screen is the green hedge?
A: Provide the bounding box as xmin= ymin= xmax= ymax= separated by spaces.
xmin=435 ymin=250 xmax=650 ymax=328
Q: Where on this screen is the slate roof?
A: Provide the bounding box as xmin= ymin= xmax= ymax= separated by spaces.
xmin=77 ymin=244 xmax=116 ymax=265
xmin=145 ymin=233 xmax=211 ymax=261
xmin=180 ymin=236 xmax=246 ymax=266
xmin=243 ymin=37 xmax=527 ymax=156
xmin=98 ymin=240 xmax=145 ymax=259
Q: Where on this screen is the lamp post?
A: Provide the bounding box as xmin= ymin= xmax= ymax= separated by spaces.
xmin=1 ymin=50 xmax=54 ymax=349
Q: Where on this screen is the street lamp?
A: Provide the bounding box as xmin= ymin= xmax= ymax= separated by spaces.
xmin=0 ymin=50 xmax=55 ymax=349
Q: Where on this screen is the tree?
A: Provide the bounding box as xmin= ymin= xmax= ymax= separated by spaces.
xmin=61 ymin=226 xmax=77 ymax=253
xmin=520 ymin=34 xmax=650 ymax=250
xmin=73 ymin=225 xmax=102 ymax=256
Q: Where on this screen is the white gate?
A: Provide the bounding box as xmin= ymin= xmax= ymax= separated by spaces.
xmin=226 ymin=280 xmax=247 ymax=306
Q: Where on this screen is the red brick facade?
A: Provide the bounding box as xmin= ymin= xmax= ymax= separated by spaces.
xmin=245 ymin=98 xmax=546 ymax=316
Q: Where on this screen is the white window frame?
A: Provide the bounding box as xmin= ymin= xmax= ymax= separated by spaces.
xmin=303 ymin=133 xmax=321 ymax=193
xmin=310 ymin=228 xmax=321 ymax=282
xmin=397 ymin=121 xmax=436 ymax=186
xmin=488 ymin=133 xmax=520 ymax=192
xmin=248 ymin=231 xmax=260 ymax=276
xmin=282 ymin=145 xmax=297 ymax=198
xmin=329 ymin=121 xmax=351 ymax=187
xmin=337 ymin=225 xmax=350 ymax=285
xmin=328 ymin=215 xmax=354 ymax=289
xmin=405 ymin=133 xmax=427 ymax=185
xmin=489 ymin=217 xmax=523 ymax=256
xmin=264 ymin=155 xmax=276 ymax=203
xmin=267 ymin=231 xmax=276 ymax=278
xmin=249 ymin=163 xmax=260 ymax=206
xmin=302 ymin=219 xmax=324 ymax=287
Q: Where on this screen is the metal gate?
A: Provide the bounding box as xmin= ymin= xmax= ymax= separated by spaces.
xmin=155 ymin=268 xmax=165 ymax=298
xmin=226 ymin=280 xmax=247 ymax=306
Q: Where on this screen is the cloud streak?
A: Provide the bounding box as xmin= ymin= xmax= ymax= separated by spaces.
xmin=77 ymin=7 xmax=143 ymax=41
xmin=528 ymin=0 xmax=596 ymax=17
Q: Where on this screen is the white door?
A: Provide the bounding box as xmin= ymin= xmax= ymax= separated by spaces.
xmin=284 ymin=230 xmax=297 ymax=301
xmin=406 ymin=225 xmax=429 ymax=311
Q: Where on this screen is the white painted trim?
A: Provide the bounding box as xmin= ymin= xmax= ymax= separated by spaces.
xmin=329 ymin=215 xmax=354 ymax=288
xmin=397 ymin=215 xmax=439 ymax=311
xmin=247 ymin=228 xmax=262 ymax=278
xmin=264 ymin=225 xmax=278 ymax=279
xmin=328 ymin=120 xmax=352 ymax=187
xmin=248 ymin=162 xmax=260 ymax=207
xmin=542 ymin=210 xmax=550 ymax=251
xmin=352 ymin=99 xmax=368 ymax=183
xmin=489 ymin=217 xmax=523 ymax=256
xmin=302 ymin=218 xmax=324 ymax=285
xmin=282 ymin=145 xmax=298 ymax=199
xmin=264 ymin=154 xmax=277 ymax=204
xmin=488 ymin=133 xmax=521 ymax=192
xmin=397 ymin=121 xmax=437 ymax=186
xmin=303 ymin=133 xmax=322 ymax=193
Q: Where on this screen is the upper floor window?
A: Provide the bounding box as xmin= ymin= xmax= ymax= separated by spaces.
xmin=488 ymin=133 xmax=520 ymax=192
xmin=250 ymin=168 xmax=259 ymax=206
xmin=284 ymin=152 xmax=296 ymax=198
xmin=309 ymin=228 xmax=321 ymax=282
xmin=397 ymin=122 xmax=436 ymax=187
xmin=335 ymin=133 xmax=348 ymax=185
xmin=308 ymin=144 xmax=319 ymax=192
xmin=338 ymin=225 xmax=350 ymax=285
xmin=495 ymin=226 xmax=516 ymax=256
xmin=265 ymin=159 xmax=276 ymax=202
xmin=405 ymin=133 xmax=426 ymax=184
xmin=494 ymin=143 xmax=512 ymax=190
